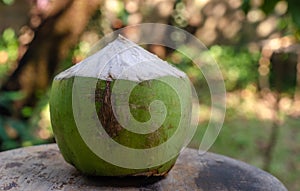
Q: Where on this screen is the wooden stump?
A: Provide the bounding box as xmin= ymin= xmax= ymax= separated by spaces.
xmin=0 ymin=144 xmax=287 ymax=191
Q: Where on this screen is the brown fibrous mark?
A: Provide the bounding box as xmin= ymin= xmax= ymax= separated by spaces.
xmin=95 ymin=80 xmax=123 ymax=138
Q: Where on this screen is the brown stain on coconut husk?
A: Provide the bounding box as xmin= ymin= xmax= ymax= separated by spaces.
xmin=95 ymin=80 xmax=123 ymax=138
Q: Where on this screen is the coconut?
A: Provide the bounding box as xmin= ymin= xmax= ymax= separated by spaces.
xmin=49 ymin=35 xmax=192 ymax=176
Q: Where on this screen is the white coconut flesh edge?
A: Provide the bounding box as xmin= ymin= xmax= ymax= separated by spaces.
xmin=54 ymin=35 xmax=187 ymax=81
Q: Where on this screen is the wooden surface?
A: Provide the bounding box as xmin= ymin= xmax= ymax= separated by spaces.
xmin=0 ymin=144 xmax=287 ymax=191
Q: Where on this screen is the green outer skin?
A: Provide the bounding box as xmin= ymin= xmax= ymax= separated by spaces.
xmin=49 ymin=76 xmax=192 ymax=176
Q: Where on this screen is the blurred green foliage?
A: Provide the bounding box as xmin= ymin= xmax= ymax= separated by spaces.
xmin=1 ymin=0 xmax=14 ymax=6
xmin=242 ymin=0 xmax=300 ymax=38
xmin=0 ymin=28 xmax=18 ymax=83
xmin=168 ymin=45 xmax=260 ymax=94
xmin=209 ymin=45 xmax=260 ymax=91
xmin=0 ymin=28 xmax=52 ymax=150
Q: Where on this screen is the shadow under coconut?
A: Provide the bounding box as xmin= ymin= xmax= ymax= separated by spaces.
xmin=83 ymin=175 xmax=164 ymax=188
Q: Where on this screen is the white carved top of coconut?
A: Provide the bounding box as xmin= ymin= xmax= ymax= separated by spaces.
xmin=54 ymin=35 xmax=186 ymax=81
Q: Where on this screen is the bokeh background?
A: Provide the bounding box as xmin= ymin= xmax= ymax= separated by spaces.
xmin=0 ymin=0 xmax=300 ymax=190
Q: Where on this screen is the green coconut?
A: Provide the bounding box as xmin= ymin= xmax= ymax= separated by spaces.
xmin=49 ymin=35 xmax=192 ymax=176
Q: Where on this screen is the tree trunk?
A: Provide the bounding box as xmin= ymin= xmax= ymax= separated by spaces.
xmin=0 ymin=0 xmax=101 ymax=119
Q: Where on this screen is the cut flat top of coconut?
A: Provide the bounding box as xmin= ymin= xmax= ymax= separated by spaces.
xmin=55 ymin=35 xmax=186 ymax=82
